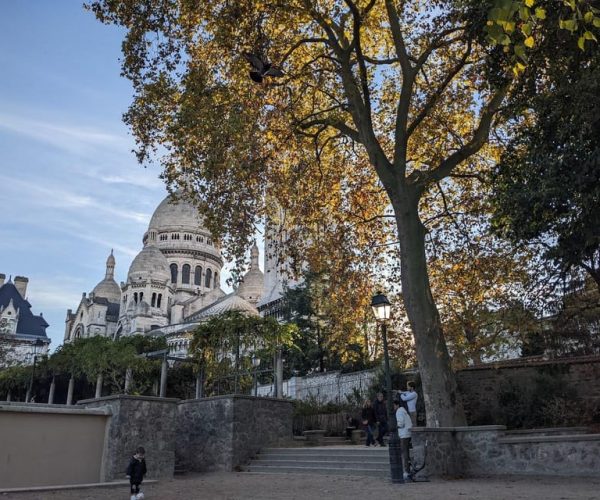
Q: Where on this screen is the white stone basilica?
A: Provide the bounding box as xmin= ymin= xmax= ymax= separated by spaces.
xmin=64 ymin=193 xmax=277 ymax=356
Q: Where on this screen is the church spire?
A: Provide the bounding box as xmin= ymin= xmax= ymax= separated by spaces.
xmin=105 ymin=249 xmax=116 ymax=280
xmin=250 ymin=242 xmax=259 ymax=269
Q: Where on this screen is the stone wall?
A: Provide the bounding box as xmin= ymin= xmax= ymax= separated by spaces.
xmin=80 ymin=395 xmax=178 ymax=481
xmin=176 ymin=395 xmax=293 ymax=472
xmin=412 ymin=426 xmax=600 ymax=478
xmin=457 ymin=355 xmax=600 ymax=426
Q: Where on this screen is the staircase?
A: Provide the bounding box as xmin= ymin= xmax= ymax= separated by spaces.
xmin=246 ymin=446 xmax=390 ymax=477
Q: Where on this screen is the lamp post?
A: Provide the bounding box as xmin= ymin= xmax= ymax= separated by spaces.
xmin=371 ymin=292 xmax=404 ymax=484
xmin=26 ymin=338 xmax=45 ymax=403
xmin=252 ymin=355 xmax=261 ymax=397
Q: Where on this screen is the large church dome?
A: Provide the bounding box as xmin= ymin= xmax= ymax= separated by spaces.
xmin=128 ymin=244 xmax=170 ymax=283
xmin=148 ymin=194 xmax=206 ymax=233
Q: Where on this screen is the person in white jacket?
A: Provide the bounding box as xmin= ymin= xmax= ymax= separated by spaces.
xmin=394 ymin=399 xmax=413 ymax=482
xmin=399 ymin=381 xmax=418 ymax=425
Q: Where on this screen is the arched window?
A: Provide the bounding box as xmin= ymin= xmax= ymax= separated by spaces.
xmin=205 ymin=268 xmax=212 ymax=288
xmin=133 ymin=292 xmax=138 ymax=304
xmin=214 ymin=271 xmax=218 ymax=289
xmin=151 ymin=293 xmax=156 ymax=307
xmin=182 ymin=264 xmax=191 ymax=284
xmin=139 ymin=292 xmax=144 ymax=302
xmin=170 ymin=263 xmax=178 ymax=284
xmin=194 ymin=266 xmax=202 ymax=286
xmin=157 ymin=294 xmax=162 ymax=308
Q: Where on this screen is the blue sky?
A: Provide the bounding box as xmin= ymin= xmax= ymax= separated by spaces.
xmin=0 ymin=2 xmax=236 ymax=350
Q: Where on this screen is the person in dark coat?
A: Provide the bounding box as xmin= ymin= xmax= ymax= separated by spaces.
xmin=373 ymin=392 xmax=388 ymax=446
xmin=126 ymin=446 xmax=147 ymax=499
xmin=361 ymin=399 xmax=377 ymax=446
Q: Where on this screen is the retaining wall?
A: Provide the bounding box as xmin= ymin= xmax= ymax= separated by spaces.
xmin=176 ymin=395 xmax=294 ymax=472
xmin=412 ymin=425 xmax=600 ymax=478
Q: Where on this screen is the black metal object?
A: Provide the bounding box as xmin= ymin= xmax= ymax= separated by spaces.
xmin=381 ymin=320 xmax=405 ymax=483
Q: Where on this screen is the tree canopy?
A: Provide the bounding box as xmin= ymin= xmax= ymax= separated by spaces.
xmin=492 ymin=3 xmax=600 ymax=292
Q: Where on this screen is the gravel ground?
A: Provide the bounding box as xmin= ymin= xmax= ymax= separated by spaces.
xmin=3 ymin=472 xmax=600 ymax=500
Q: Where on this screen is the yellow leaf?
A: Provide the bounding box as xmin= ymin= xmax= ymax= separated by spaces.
xmin=524 ymin=36 xmax=535 ymax=48
xmin=525 ymin=0 xmax=535 ymax=7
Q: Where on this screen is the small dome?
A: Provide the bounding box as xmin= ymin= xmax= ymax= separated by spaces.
xmin=236 ymin=243 xmax=264 ymax=305
xmin=148 ymin=194 xmax=207 ymax=233
xmin=189 ymin=294 xmax=259 ymax=320
xmin=128 ymin=245 xmax=170 ymax=283
xmin=92 ymin=279 xmax=121 ymax=302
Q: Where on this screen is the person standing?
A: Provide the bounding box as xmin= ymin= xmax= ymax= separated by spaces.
xmin=373 ymin=392 xmax=388 ymax=447
xmin=126 ymin=446 xmax=147 ymax=500
xmin=361 ymin=399 xmax=377 ymax=447
xmin=399 ymin=381 xmax=418 ymax=425
xmin=394 ymin=399 xmax=413 ymax=482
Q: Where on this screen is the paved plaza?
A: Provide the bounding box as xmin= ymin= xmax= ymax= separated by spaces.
xmin=3 ymin=472 xmax=599 ymax=500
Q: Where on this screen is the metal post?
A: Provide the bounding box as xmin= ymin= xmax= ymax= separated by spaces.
xmin=95 ymin=373 xmax=103 ymax=399
xmin=66 ymin=376 xmax=75 ymax=406
xmin=124 ymin=368 xmax=133 ymax=393
xmin=275 ymin=349 xmax=283 ymax=398
xmin=48 ymin=376 xmax=56 ymax=404
xmin=26 ymin=354 xmax=38 ymax=403
xmin=253 ymin=369 xmax=258 ymax=397
xmin=160 ymin=355 xmax=168 ymax=398
xmin=382 ymin=321 xmax=404 ymax=483
xmin=195 ymin=368 xmax=204 ymax=399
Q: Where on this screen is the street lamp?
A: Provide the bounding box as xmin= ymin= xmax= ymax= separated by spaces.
xmin=252 ymin=355 xmax=261 ymax=397
xmin=26 ymin=338 xmax=45 ymax=403
xmin=370 ymin=292 xmax=404 ymax=484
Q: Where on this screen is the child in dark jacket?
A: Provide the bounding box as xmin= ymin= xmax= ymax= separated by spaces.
xmin=126 ymin=446 xmax=147 ymax=499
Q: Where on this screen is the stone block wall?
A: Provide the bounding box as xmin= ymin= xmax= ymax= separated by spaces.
xmin=176 ymin=395 xmax=293 ymax=472
xmin=457 ymin=356 xmax=600 ymax=426
xmin=80 ymin=395 xmax=178 ymax=481
xmin=412 ymin=426 xmax=600 ymax=478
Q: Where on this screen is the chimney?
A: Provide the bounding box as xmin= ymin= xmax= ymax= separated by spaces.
xmin=14 ymin=276 xmax=29 ymax=298
xmin=0 ymin=273 xmax=5 ymax=287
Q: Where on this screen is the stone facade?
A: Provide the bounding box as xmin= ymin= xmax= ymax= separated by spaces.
xmin=80 ymin=395 xmax=178 ymax=481
xmin=65 ymin=194 xmax=267 ymax=357
xmin=176 ymin=395 xmax=294 ymax=472
xmin=0 ymin=274 xmax=50 ymax=366
xmin=412 ymin=425 xmax=600 ymax=478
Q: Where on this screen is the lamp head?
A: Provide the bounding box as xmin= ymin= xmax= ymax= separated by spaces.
xmin=371 ymin=292 xmax=391 ymax=322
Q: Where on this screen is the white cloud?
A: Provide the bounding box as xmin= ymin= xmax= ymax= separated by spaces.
xmin=0 ymin=112 xmax=126 ymax=154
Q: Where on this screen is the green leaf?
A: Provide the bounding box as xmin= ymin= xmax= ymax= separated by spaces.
xmin=514 ymin=43 xmax=528 ymax=61
xmin=584 ymin=11 xmax=594 ymax=23
xmin=560 ymin=19 xmax=578 ymax=32
xmin=534 ymin=7 xmax=546 ymax=20
xmin=578 ymin=36 xmax=585 ymax=50
xmin=519 ymin=7 xmax=530 ymax=21
xmin=521 ymin=23 xmax=532 ymax=36
xmin=594 ymin=18 xmax=600 ymax=28
xmin=583 ymin=30 xmax=597 ymax=41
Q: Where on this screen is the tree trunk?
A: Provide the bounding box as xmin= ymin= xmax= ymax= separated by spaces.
xmin=394 ymin=196 xmax=466 ymax=427
xmin=124 ymin=368 xmax=133 ymax=393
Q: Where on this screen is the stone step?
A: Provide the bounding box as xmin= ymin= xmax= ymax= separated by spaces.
xmin=258 ymin=452 xmax=389 ymax=462
xmin=246 ymin=465 xmax=390 ymax=477
xmin=252 ymin=459 xmax=389 ymax=469
xmin=246 ymin=446 xmax=392 ymax=477
xmin=260 ymin=447 xmax=388 ymax=457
